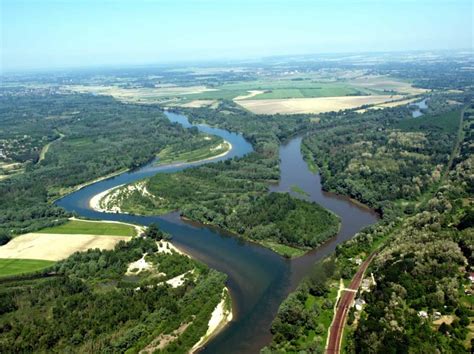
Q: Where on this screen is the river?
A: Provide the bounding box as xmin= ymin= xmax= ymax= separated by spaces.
xmin=56 ymin=111 xmax=378 ymax=353
xmin=411 ymin=98 xmax=428 ymax=118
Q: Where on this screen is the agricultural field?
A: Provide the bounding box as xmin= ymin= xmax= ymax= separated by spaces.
xmin=56 ymin=72 xmax=427 ymax=115
xmin=0 ymin=258 xmax=55 ymax=277
xmin=0 ymin=220 xmax=136 ymax=264
xmin=184 ymin=75 xmax=419 ymax=101
xmin=0 ymin=232 xmax=131 ymax=261
xmin=37 ymin=219 xmax=138 ymax=236
xmin=63 ymin=84 xmax=217 ymax=104
xmin=237 ymin=95 xmax=403 ymax=114
xmin=349 ymin=75 xmax=429 ymax=95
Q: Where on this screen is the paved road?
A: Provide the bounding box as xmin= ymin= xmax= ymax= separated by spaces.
xmin=326 ymin=252 xmax=376 ymax=353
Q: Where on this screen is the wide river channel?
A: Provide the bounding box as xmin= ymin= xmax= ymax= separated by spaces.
xmin=57 ymin=111 xmax=379 ymax=353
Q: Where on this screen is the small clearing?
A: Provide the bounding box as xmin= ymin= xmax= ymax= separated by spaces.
xmin=178 ymin=100 xmax=217 ymax=108
xmin=156 ymin=240 xmax=187 ymax=256
xmin=165 ymin=270 xmax=193 ymax=288
xmin=140 ymin=322 xmax=192 ymax=353
xmin=126 ymin=254 xmax=153 ymax=275
xmin=433 ymin=315 xmax=456 ymax=326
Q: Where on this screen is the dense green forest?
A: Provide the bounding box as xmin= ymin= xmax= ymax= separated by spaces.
xmin=265 ymin=98 xmax=474 ymax=353
xmin=302 ymin=94 xmax=469 ymax=215
xmin=118 ymin=179 xmax=339 ymax=256
xmin=0 ymin=227 xmax=227 ymax=353
xmin=0 ymin=92 xmax=219 ymax=239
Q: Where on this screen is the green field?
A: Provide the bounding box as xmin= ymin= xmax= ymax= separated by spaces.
xmin=181 ymin=79 xmax=386 ymax=101
xmin=156 ymin=139 xmax=230 ymax=165
xmin=0 ymin=259 xmax=55 ymax=277
xmin=184 ymin=89 xmax=248 ymax=100
xmin=37 ymin=220 xmax=137 ymax=236
xmin=258 ymin=240 xmax=306 ymax=258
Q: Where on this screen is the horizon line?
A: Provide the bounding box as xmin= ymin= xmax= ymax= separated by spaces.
xmin=2 ymin=47 xmax=472 ymax=76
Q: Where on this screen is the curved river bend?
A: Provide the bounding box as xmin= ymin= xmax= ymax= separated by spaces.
xmin=57 ymin=112 xmax=378 ymax=353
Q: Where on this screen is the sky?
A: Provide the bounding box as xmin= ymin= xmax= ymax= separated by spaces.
xmin=1 ymin=0 xmax=473 ymax=72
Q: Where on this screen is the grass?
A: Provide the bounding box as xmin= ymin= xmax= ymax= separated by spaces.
xmin=301 ymin=143 xmax=319 ymax=173
xmin=37 ymin=220 xmax=137 ymax=236
xmin=183 ymin=89 xmax=248 ymax=100
xmin=251 ymin=86 xmax=363 ymax=100
xmin=0 ymin=259 xmax=55 ymax=277
xmin=341 ymin=325 xmax=355 ymax=353
xmin=291 ymin=185 xmax=309 ymax=197
xmin=296 ymin=283 xmax=339 ymax=348
xmin=258 ymin=240 xmax=306 ymax=258
xmin=183 ymin=79 xmax=384 ymax=101
xmin=156 ymin=140 xmax=230 ymax=165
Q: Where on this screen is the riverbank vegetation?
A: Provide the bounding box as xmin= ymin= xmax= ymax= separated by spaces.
xmin=262 ymin=258 xmax=340 ymax=353
xmin=0 ymin=259 xmax=55 ymax=277
xmin=0 ymin=91 xmax=222 ymax=240
xmin=0 ymin=227 xmax=227 ymax=353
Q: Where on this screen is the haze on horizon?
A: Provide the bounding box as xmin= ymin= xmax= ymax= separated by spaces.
xmin=1 ymin=0 xmax=472 ymax=73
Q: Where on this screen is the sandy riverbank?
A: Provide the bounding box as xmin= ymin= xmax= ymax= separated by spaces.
xmin=89 ymin=184 xmax=125 ymax=213
xmin=203 ymin=140 xmax=232 ymax=161
xmin=190 ymin=287 xmax=233 ymax=353
xmin=156 ymin=140 xmax=232 ymax=167
xmin=88 ymin=141 xmax=232 ymax=214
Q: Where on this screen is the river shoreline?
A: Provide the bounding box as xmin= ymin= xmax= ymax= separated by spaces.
xmin=87 ymin=141 xmax=233 ymax=213
xmin=191 ymin=287 xmax=234 ymax=353
xmin=155 ymin=140 xmax=232 ymax=167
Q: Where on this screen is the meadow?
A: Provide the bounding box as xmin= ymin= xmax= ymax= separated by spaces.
xmin=0 ymin=258 xmax=55 ymax=277
xmin=38 ymin=219 xmax=138 ymax=236
xmin=156 ymin=135 xmax=230 ymax=165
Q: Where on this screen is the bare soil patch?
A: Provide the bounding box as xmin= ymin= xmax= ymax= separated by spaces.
xmin=233 ymin=90 xmax=265 ymax=100
xmin=178 ymin=100 xmax=217 ymax=108
xmin=0 ymin=233 xmax=130 ymax=261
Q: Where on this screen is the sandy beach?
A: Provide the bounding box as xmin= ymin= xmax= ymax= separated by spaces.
xmin=190 ymin=287 xmax=233 ymax=353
